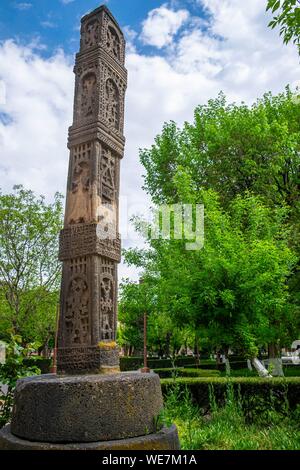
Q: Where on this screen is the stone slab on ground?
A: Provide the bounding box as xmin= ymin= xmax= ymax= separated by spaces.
xmin=0 ymin=424 xmax=180 ymax=450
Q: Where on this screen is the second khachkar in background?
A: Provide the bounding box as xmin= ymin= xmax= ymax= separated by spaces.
xmin=57 ymin=6 xmax=127 ymax=373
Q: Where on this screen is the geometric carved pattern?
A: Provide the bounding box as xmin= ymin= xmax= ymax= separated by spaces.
xmin=59 ymin=224 xmax=121 ymax=262
xmin=100 ymin=146 xmax=116 ymax=203
xmin=101 ymin=256 xmax=114 ymax=277
xmin=57 ymin=346 xmax=119 ymax=372
xmin=72 ymin=142 xmax=91 ymax=193
xmin=57 ymin=346 xmax=100 ymax=372
xmin=70 ymin=256 xmax=87 ymax=275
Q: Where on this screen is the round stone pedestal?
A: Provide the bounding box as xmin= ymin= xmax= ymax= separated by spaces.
xmin=0 ymin=424 xmax=179 ymax=450
xmin=10 ymin=372 xmax=164 ymax=443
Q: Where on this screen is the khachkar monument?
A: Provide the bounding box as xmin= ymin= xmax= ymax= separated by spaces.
xmin=0 ymin=5 xmax=179 ymax=450
xmin=57 ymin=3 xmax=125 ymax=374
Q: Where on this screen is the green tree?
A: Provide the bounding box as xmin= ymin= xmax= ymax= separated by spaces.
xmin=123 ymin=189 xmax=298 ymax=360
xmin=0 ymin=334 xmax=41 ymax=428
xmin=267 ymin=0 xmax=300 ymax=53
xmin=118 ymin=281 xmax=145 ymax=355
xmin=0 ymin=186 xmax=63 ymax=349
xmin=140 ymin=90 xmax=300 ymax=216
xmin=140 ymin=89 xmax=300 ymax=318
xmin=128 ymin=90 xmax=300 ymax=362
xmin=118 ymin=277 xmax=188 ymax=358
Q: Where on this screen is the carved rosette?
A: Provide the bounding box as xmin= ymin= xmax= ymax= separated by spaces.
xmin=57 ymin=6 xmax=126 ymax=374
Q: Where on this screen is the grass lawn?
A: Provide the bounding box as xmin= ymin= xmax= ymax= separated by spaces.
xmin=162 ymin=385 xmax=300 ymax=450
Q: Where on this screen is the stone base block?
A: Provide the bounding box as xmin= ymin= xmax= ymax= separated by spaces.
xmin=57 ymin=345 xmax=120 ymax=374
xmin=0 ymin=424 xmax=180 ymax=450
xmin=10 ymin=372 xmax=164 ymax=443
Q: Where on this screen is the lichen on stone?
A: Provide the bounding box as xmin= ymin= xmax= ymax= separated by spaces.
xmin=97 ymin=341 xmax=117 ymax=349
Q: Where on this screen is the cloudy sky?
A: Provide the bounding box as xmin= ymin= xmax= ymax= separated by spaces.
xmin=0 ymin=0 xmax=299 ymax=281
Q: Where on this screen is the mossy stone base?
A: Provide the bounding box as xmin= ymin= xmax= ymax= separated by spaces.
xmin=10 ymin=372 xmax=164 ymax=443
xmin=0 ymin=424 xmax=180 ymax=450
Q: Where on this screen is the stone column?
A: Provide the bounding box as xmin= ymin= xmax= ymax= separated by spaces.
xmin=0 ymin=6 xmax=180 ymax=450
xmin=57 ymin=6 xmax=127 ymax=374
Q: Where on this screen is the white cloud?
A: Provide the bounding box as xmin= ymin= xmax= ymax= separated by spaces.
xmin=140 ymin=4 xmax=189 ymax=48
xmin=41 ymin=21 xmax=58 ymax=29
xmin=123 ymin=26 xmax=138 ymax=53
xmin=0 ymin=1 xmax=299 ymax=281
xmin=41 ymin=21 xmax=57 ymax=29
xmin=0 ymin=80 xmax=6 ymax=105
xmin=14 ymin=3 xmax=32 ymax=11
xmin=61 ymin=0 xmax=75 ymax=4
xmin=0 ymin=40 xmax=73 ymax=201
xmin=27 ymin=36 xmax=48 ymax=51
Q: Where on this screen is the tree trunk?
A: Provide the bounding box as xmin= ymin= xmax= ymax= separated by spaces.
xmin=216 ymin=351 xmax=222 ymax=370
xmin=194 ymin=334 xmax=200 ymax=366
xmin=165 ymin=332 xmax=171 ymax=357
xmin=225 ymin=358 xmax=231 ymax=376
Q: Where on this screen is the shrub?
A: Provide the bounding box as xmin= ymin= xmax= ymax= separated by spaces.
xmin=120 ymin=356 xmax=200 ymax=371
xmin=162 ymin=383 xmax=300 ymax=450
xmin=220 ymin=368 xmax=257 ymax=377
xmin=283 ymin=366 xmax=300 ymax=377
xmin=0 ymin=336 xmax=41 ymax=428
xmin=23 ymin=356 xmax=51 ymax=374
xmin=161 ymin=377 xmax=300 ymax=419
xmin=154 ymin=368 xmax=221 ymax=378
xmin=120 ymin=356 xmax=143 ymax=371
xmin=120 ymin=356 xmax=248 ymax=372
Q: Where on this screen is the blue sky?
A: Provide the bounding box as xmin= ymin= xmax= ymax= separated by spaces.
xmin=0 ymin=1 xmax=207 ymax=56
xmin=0 ymin=1 xmax=299 ymax=280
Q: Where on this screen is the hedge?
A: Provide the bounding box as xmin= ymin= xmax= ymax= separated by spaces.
xmin=220 ymin=368 xmax=257 ymax=377
xmin=120 ymin=356 xmax=249 ymax=371
xmin=282 ymin=365 xmax=300 ymax=377
xmin=120 ymin=357 xmax=144 ymax=371
xmin=120 ymin=356 xmax=200 ymax=371
xmin=154 ymin=368 xmax=221 ymax=378
xmin=161 ymin=377 xmax=300 ymax=419
xmin=23 ymin=357 xmax=51 ymax=374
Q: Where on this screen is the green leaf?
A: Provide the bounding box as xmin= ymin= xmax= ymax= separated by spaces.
xmin=272 ymin=0 xmax=282 ymax=13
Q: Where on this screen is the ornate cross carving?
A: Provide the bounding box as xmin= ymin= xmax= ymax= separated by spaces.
xmin=57 ymin=6 xmax=127 ymax=374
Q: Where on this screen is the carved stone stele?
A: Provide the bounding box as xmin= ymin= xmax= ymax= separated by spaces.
xmin=0 ymin=6 xmax=181 ymax=451
xmin=57 ymin=5 xmax=127 ymax=374
xmin=0 ymin=6 xmax=180 ymax=451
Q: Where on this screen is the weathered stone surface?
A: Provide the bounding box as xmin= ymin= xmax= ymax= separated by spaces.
xmin=11 ymin=372 xmax=163 ymax=443
xmin=3 ymin=7 xmax=180 ymax=452
xmin=57 ymin=344 xmax=119 ymax=374
xmin=59 ymin=224 xmax=121 ymax=262
xmin=57 ymin=5 xmax=127 ymax=373
xmin=0 ymin=424 xmax=180 ymax=450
